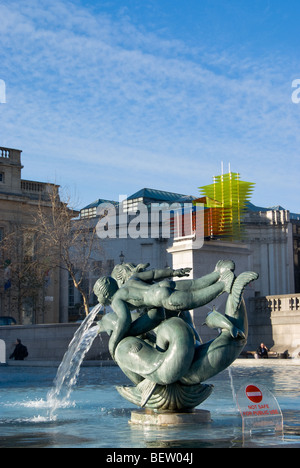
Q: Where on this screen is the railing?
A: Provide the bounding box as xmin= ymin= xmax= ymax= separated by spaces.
xmin=0 ymin=147 xmax=10 ymax=159
xmin=21 ymin=180 xmax=46 ymax=193
xmin=252 ymin=294 xmax=300 ymax=314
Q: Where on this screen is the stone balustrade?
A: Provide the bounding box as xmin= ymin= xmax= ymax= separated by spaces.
xmin=253 ymin=294 xmax=300 ymax=313
xmin=21 ymin=180 xmax=47 ymax=194
xmin=248 ymin=293 xmax=300 ymax=354
xmin=0 ymin=147 xmax=11 ymax=159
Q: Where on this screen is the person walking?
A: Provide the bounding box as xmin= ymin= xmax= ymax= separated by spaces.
xmin=9 ymin=339 xmax=28 ymax=361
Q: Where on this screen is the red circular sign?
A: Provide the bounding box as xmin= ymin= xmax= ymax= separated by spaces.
xmin=245 ymin=385 xmax=263 ymax=403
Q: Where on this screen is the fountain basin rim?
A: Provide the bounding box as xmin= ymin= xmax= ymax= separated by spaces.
xmin=130 ymin=408 xmax=212 ymax=426
xmin=6 ymin=358 xmax=300 ymax=368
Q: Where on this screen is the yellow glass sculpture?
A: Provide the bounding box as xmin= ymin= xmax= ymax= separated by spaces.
xmin=197 ymin=172 xmax=255 ymax=240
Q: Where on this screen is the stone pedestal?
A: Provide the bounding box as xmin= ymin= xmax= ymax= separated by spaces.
xmin=0 ymin=339 xmax=6 ymax=364
xmin=130 ymin=409 xmax=211 ymax=427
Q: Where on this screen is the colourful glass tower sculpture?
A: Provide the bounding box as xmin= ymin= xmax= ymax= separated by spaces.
xmin=197 ymin=171 xmax=255 ymax=240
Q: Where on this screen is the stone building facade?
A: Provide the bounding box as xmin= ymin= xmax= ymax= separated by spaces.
xmin=0 ymin=146 xmax=61 ymax=324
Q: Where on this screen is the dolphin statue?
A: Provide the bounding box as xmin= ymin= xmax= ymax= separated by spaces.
xmin=115 ymin=270 xmax=258 ymax=410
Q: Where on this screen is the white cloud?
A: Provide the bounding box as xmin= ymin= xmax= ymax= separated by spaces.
xmin=0 ymin=0 xmax=299 ymax=211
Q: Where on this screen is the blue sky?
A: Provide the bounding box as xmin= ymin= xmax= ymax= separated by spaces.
xmin=0 ymin=0 xmax=300 ymax=212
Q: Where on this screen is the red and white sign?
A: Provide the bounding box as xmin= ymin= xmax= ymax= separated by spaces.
xmin=236 ymin=383 xmax=283 ymax=433
xmin=245 ymin=385 xmax=263 ymax=404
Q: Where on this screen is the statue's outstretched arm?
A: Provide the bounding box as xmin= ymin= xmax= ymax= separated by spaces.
xmin=134 ymin=267 xmax=191 ymax=282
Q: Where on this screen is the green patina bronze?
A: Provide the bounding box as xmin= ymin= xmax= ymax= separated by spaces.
xmin=94 ymin=261 xmax=258 ymax=411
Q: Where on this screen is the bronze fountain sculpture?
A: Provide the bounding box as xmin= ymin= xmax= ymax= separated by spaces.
xmin=94 ymin=261 xmax=258 ymax=412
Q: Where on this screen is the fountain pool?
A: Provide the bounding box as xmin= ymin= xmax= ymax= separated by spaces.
xmin=1 ymin=361 xmax=300 ymax=448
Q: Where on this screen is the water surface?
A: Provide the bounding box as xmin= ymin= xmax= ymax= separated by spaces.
xmin=1 ymin=363 xmax=300 ymax=448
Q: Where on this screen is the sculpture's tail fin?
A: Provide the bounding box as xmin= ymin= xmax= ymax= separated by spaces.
xmin=116 ymin=382 xmax=214 ymax=410
xmin=137 ymin=379 xmax=158 ymax=407
xmin=230 ymin=271 xmax=259 ymax=312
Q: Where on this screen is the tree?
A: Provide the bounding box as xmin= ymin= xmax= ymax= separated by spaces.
xmin=0 ymin=223 xmax=51 ymax=323
xmin=33 ymin=186 xmax=102 ymax=318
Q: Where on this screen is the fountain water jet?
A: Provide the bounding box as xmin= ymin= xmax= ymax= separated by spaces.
xmin=46 ymin=304 xmax=102 ymax=419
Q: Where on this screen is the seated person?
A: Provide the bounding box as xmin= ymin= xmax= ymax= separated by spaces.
xmin=255 ymin=343 xmax=269 ymax=359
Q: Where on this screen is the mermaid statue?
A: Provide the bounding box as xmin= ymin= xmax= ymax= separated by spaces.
xmin=94 ymin=261 xmax=258 ymax=411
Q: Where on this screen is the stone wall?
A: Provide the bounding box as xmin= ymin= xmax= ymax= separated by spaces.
xmin=0 ymin=323 xmax=110 ymax=363
xmin=248 ymin=294 xmax=300 ymax=355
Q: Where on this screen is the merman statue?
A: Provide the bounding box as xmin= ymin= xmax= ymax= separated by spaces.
xmin=94 ymin=260 xmax=258 ymax=411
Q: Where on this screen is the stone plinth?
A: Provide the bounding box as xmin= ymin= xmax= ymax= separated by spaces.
xmin=0 ymin=339 xmax=6 ymax=364
xmin=130 ymin=409 xmax=211 ymax=427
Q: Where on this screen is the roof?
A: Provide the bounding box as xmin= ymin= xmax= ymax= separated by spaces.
xmin=81 ymin=192 xmax=300 ymax=220
xmin=81 ymin=198 xmax=118 ymax=211
xmin=247 ymin=202 xmax=285 ymax=212
xmin=247 ymin=202 xmax=300 ymax=220
xmin=126 ymin=188 xmax=196 ymax=204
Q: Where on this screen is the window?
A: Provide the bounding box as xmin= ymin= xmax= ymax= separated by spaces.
xmin=0 ymin=172 xmax=4 ymax=183
xmin=80 ymin=207 xmax=97 ymax=219
xmin=92 ymin=260 xmax=102 ymax=277
xmin=68 ymin=274 xmax=75 ymax=307
xmin=106 ymin=259 xmax=114 ymax=274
